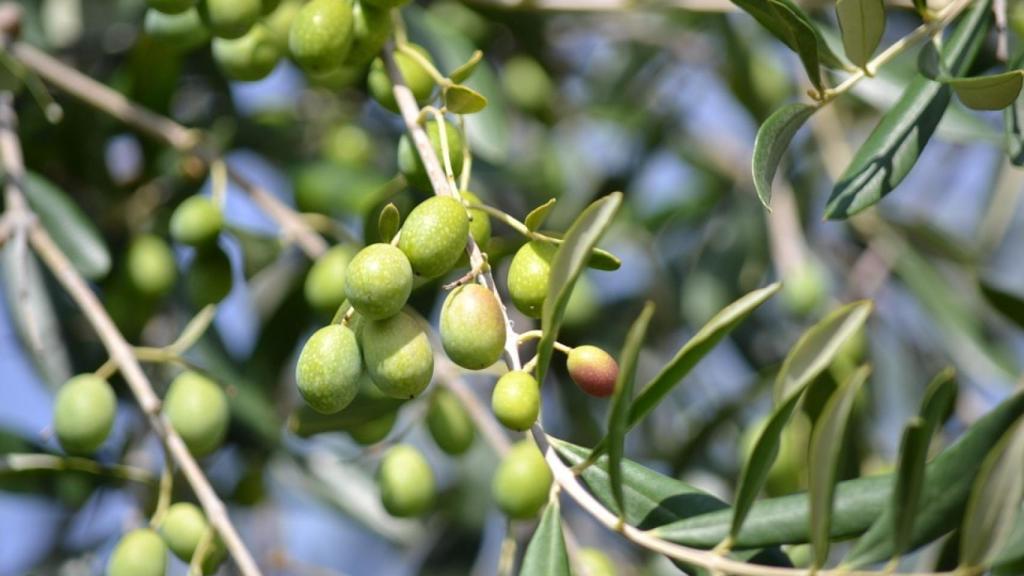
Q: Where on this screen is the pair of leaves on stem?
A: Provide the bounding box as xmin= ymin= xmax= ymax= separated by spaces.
xmin=444 ymin=51 xmax=488 ymax=115
xmin=918 ymin=41 xmax=1024 ymax=111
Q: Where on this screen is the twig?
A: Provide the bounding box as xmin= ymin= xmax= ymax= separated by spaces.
xmin=0 ymin=452 xmax=156 ymax=484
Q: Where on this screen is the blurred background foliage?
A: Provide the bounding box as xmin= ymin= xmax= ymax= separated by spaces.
xmin=2 ymin=0 xmax=1023 ymax=574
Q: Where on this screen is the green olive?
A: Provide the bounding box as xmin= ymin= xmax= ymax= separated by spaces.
xmin=361 ymin=310 xmax=434 ymax=399
xmin=144 ymin=8 xmax=210 ymax=51
xmin=349 ymin=410 xmax=397 ymax=445
xmin=107 ymin=529 xmax=167 ymax=576
xmin=262 ymin=0 xmax=301 ymax=50
xmin=261 ymin=0 xmax=281 ymax=14
xmin=367 ymin=43 xmax=435 ymax=113
xmin=501 ymin=56 xmax=554 ymax=113
xmin=426 ymin=388 xmax=475 ymax=455
xmin=198 ymin=0 xmax=261 ymax=39
xmin=344 ymin=243 xmax=413 ymax=320
xmin=506 ymin=240 xmax=555 ymax=318
xmin=346 ymin=1 xmax=391 ymax=68
xmin=295 ymin=324 xmax=362 ymax=414
xmin=739 ymin=413 xmax=810 ymax=496
xmin=288 ymin=0 xmax=354 ymax=75
xmin=185 ymin=246 xmax=233 ymax=307
xmin=126 ymin=234 xmax=177 ymax=298
xmin=492 ymin=439 xmax=552 ymax=519
xmin=304 ymin=244 xmax=356 ymax=312
xmin=396 ymin=120 xmax=464 ymax=190
xmin=491 ymin=371 xmax=539 ymax=431
xmin=398 ymin=196 xmax=469 ymax=278
xmin=377 ymin=444 xmax=435 ymax=517
xmin=461 ymin=191 xmax=491 ymax=249
xmin=164 ymin=371 xmax=230 ymax=457
xmin=170 ymin=196 xmax=223 ymax=247
xmin=440 ymin=284 xmax=505 ymax=370
xmin=322 ymin=124 xmax=373 ymax=167
xmin=566 ymin=345 xmax=619 ymax=398
xmin=579 ymin=548 xmax=618 ymax=576
xmin=158 ymin=503 xmax=227 ymax=574
xmin=782 ymin=260 xmax=828 ymax=316
xmin=54 ymin=375 xmax=116 ymax=455
xmin=147 ymin=0 xmax=196 ymax=14
xmin=213 ymin=23 xmax=281 ymax=81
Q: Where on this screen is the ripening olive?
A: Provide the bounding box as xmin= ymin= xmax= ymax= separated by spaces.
xmin=147 ymin=0 xmax=195 ymax=14
xmin=396 ymin=120 xmax=464 ymax=190
xmin=361 ymin=310 xmax=434 ymax=399
xmin=426 ymin=388 xmax=475 ymax=455
xmin=566 ymin=345 xmax=619 ymax=398
xmin=126 ymin=235 xmax=177 ymax=298
xmin=108 ymin=529 xmax=167 ymax=576
xmin=507 ymin=240 xmax=556 ymax=318
xmin=170 ymin=196 xmax=223 ymax=247
xmin=198 ymin=0 xmax=261 ymax=39
xmin=344 ymin=243 xmax=413 ymax=320
xmin=295 ymin=324 xmax=362 ymax=414
xmin=288 ymin=0 xmax=354 ymax=75
xmin=367 ymin=43 xmax=435 ymax=113
xmin=491 ymin=371 xmax=539 ymax=431
xmin=377 ymin=444 xmax=435 ymax=517
xmin=579 ymin=548 xmax=618 ymax=576
xmin=185 ymin=246 xmax=233 ymax=307
xmin=361 ymin=0 xmax=410 ymax=8
xmin=346 ymin=1 xmax=391 ymax=68
xmin=399 ymin=196 xmax=469 ymax=278
xmin=492 ymin=439 xmax=552 ymax=519
xmin=262 ymin=0 xmax=301 ymax=50
xmin=164 ymin=371 xmax=229 ymax=457
xmin=440 ymin=284 xmax=505 ymax=370
xmin=501 ymin=56 xmax=554 ymax=113
xmin=304 ymin=244 xmax=356 ymax=312
xmin=158 ymin=503 xmax=227 ymax=574
xmin=54 ymin=375 xmax=116 ymax=455
xmin=144 ymin=8 xmax=210 ymax=51
xmin=349 ymin=410 xmax=397 ymax=445
xmin=213 ymin=23 xmax=281 ymax=81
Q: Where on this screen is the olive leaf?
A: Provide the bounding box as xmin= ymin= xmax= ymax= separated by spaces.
xmin=445 ymin=84 xmax=488 ymax=114
xmin=525 ymin=199 xmax=557 ymax=232
xmin=946 ymin=71 xmax=1024 ymax=111
xmin=752 ymin=103 xmax=816 ymax=208
xmin=520 ymin=502 xmax=571 ymax=576
xmin=1003 ymin=51 xmax=1024 ymax=166
xmin=979 ymin=279 xmax=1024 ymax=330
xmin=836 ymin=0 xmax=886 ymax=68
xmin=449 ymin=50 xmax=483 ymax=84
xmin=917 ymin=40 xmax=943 ymax=80
xmin=378 ymin=203 xmax=401 ymax=244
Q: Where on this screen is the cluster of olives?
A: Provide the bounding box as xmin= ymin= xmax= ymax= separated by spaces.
xmin=107 ymin=502 xmax=227 ymax=575
xmin=168 ymin=196 xmax=234 ymax=307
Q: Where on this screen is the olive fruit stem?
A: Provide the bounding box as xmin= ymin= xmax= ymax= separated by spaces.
xmin=149 ymin=451 xmax=175 ymax=528
xmin=442 ymin=257 xmax=491 ymax=291
xmin=210 ymin=159 xmax=228 ymax=208
xmin=0 ymin=452 xmax=156 ymax=484
xmin=396 ymin=42 xmax=451 ymax=88
xmin=189 ymin=526 xmax=217 ymax=576
xmin=497 ymin=519 xmax=517 ymax=576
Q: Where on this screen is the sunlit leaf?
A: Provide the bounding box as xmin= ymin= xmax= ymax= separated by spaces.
xmin=836 ymin=0 xmax=885 ymax=68
xmin=445 ymin=84 xmax=488 ymax=114
xmin=525 ymin=199 xmax=556 ymax=232
xmin=752 ymin=103 xmax=816 ymax=208
xmin=520 ymin=502 xmax=571 ymax=576
xmin=947 ymin=71 xmax=1024 ymax=111
xmin=449 ymin=50 xmax=483 ymax=84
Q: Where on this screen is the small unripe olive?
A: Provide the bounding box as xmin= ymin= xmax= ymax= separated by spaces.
xmin=304 ymin=244 xmax=356 ymax=312
xmin=147 ymin=0 xmax=196 ymax=14
xmin=492 ymin=440 xmax=552 ymax=519
xmin=185 ymin=246 xmax=233 ymax=307
xmin=361 ymin=0 xmax=410 ymax=8
xmin=367 ymin=44 xmax=435 ymax=113
xmin=461 ymin=191 xmax=491 ymax=249
xmin=170 ymin=196 xmax=223 ymax=247
xmin=361 ymin=310 xmax=434 ymax=399
xmin=164 ymin=371 xmax=230 ymax=457
xmin=782 ymin=260 xmax=827 ymax=316
xmin=107 ymin=529 xmax=167 ymax=576
xmin=54 ymin=375 xmax=116 ymax=455
xmin=322 ymin=125 xmax=372 ymax=167
xmin=306 ymin=63 xmax=364 ymax=90
xmin=507 ymin=240 xmax=556 ymax=318
xmin=295 ymin=324 xmax=362 ymax=414
xmin=566 ymin=345 xmax=619 ymax=398
xmin=377 ymin=444 xmax=435 ymax=517
xmin=440 ymin=284 xmax=505 ymax=370
xmin=346 ymin=1 xmax=391 ymax=68
xmin=262 ymin=0 xmax=301 ymax=50
xmin=739 ymin=413 xmax=810 ymax=496
xmin=399 ymin=196 xmax=469 ymax=278
xmin=261 ymin=0 xmax=281 ymax=14
xmin=397 ymin=120 xmax=464 ymax=190
xmin=126 ymin=234 xmax=177 ymax=298
xmin=158 ymin=503 xmax=227 ymax=574
xmin=426 ymin=388 xmax=475 ymax=455
xmin=501 ymin=56 xmax=554 ymax=113
xmin=579 ymin=548 xmax=618 ymax=576
xmin=349 ymin=410 xmax=397 ymax=445
xmin=213 ymin=23 xmax=281 ymax=81
xmin=344 ymin=243 xmax=413 ymax=320
xmin=491 ymin=371 xmax=539 ymax=431
xmin=144 ymin=8 xmax=211 ymax=51
xmin=198 ymin=0 xmax=261 ymax=39
xmin=288 ymin=0 xmax=354 ymax=75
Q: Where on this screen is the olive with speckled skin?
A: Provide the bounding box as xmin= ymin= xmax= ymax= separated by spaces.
xmin=440 ymin=284 xmax=505 ymax=370
xmin=158 ymin=503 xmax=227 ymax=574
xmin=367 ymin=43 xmax=435 ymax=113
xmin=213 ymin=23 xmax=280 ymax=81
xmin=507 ymin=240 xmax=556 ymax=318
xmin=344 ymin=243 xmax=412 ymax=320
xmin=54 ymin=375 xmax=116 ymax=455
xmin=144 ymin=8 xmax=210 ymax=51
xmin=198 ymin=0 xmax=261 ymax=39
xmin=346 ymin=1 xmax=390 ymax=67
xmin=378 ymin=444 xmax=434 ymax=517
xmin=397 ymin=120 xmax=463 ymax=190
xmin=170 ymin=196 xmax=222 ymax=247
xmin=361 ymin=310 xmax=433 ymax=399
xmin=491 ymin=371 xmax=539 ymax=431
xmin=426 ymin=388 xmax=474 ymax=455
xmin=296 ymin=325 xmax=362 ymax=414
xmin=399 ymin=196 xmax=469 ymax=278
xmin=566 ymin=345 xmax=619 ymax=398
xmin=164 ymin=371 xmax=229 ymax=457
xmin=108 ymin=529 xmax=167 ymax=576
xmin=126 ymin=235 xmax=177 ymax=298
xmin=147 ymin=0 xmax=195 ymax=14
xmin=304 ymin=244 xmax=356 ymax=312
xmin=288 ymin=0 xmax=353 ymax=75
xmin=492 ymin=440 xmax=552 ymax=519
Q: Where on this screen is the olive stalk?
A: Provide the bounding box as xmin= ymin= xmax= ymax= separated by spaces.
xmin=0 ymin=452 xmax=156 ymax=484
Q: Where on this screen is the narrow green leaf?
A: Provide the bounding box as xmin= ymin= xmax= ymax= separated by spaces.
xmin=979 ymin=279 xmax=1024 ymax=330
xmin=587 ymin=246 xmax=621 ymax=271
xmin=825 ymin=0 xmax=993 ymax=219
xmin=947 ymin=71 xmax=1024 ymax=111
xmin=752 ymin=103 xmax=816 ymax=208
xmin=445 ymin=84 xmax=488 ymax=114
xmin=536 ymin=193 xmax=622 ymax=385
xmin=520 ymin=502 xmax=570 ymax=576
xmin=917 ymin=40 xmax=942 ymax=80
xmin=378 ymin=203 xmax=400 ymax=244
xmin=525 ymin=199 xmax=557 ymax=232
xmin=606 ymin=301 xmax=655 ymax=517
xmin=1003 ymin=52 xmax=1024 ymax=165
xmin=959 ymin=418 xmax=1024 ymax=567
xmin=809 ymin=365 xmax=871 ymax=567
xmin=891 ymin=418 xmax=930 ymax=559
xmin=449 ymin=50 xmax=483 ymax=84
xmin=992 ymin=515 xmax=1024 ymax=574
xmin=918 ymin=367 xmax=957 ymax=429
xmin=731 ymin=0 xmax=846 ymax=82
xmin=836 ymin=0 xmax=886 ymax=68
